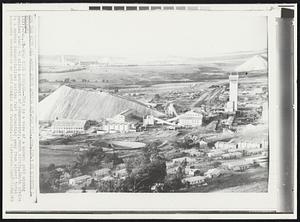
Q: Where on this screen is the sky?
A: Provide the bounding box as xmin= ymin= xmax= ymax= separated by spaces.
xmin=39 ymin=11 xmax=267 ymax=58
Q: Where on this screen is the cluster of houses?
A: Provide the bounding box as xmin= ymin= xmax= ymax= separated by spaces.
xmin=163 ymin=139 xmax=268 ymax=187
xmin=207 ymin=141 xmax=268 ymax=160
xmin=166 ymin=156 xmax=225 ymax=186
xmin=67 ymin=163 xmax=128 ymax=188
xmin=63 ymin=138 xmax=268 ymax=190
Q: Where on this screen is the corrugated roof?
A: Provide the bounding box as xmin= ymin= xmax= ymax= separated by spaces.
xmin=52 ymin=119 xmax=87 ymax=128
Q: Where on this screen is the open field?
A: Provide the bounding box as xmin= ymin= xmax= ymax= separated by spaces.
xmin=40 ymin=147 xmax=77 ymax=169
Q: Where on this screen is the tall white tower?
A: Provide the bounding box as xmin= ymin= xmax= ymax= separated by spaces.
xmin=229 ymin=74 xmax=238 ymax=111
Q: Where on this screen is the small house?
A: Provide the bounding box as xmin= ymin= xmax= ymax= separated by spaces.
xmin=182 ymin=176 xmax=206 ymax=185
xmin=183 ymin=148 xmax=203 ymax=157
xmin=204 ymin=168 xmax=223 ymax=178
xmin=93 ymin=168 xmax=111 ymax=178
xmin=171 ymin=156 xmax=196 ymax=165
xmin=114 ymin=169 xmax=128 ymax=178
xmin=214 ymin=141 xmax=237 ymax=150
xmin=69 ymin=175 xmax=92 ymax=186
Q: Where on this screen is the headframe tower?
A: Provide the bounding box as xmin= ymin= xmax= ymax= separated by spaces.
xmin=229 ymin=73 xmax=239 ymax=111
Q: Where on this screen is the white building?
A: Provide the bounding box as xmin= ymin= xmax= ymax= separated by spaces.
xmin=224 ymin=101 xmax=235 ymax=113
xmin=143 ymin=115 xmax=155 ymax=126
xmin=207 ymin=150 xmax=225 ymax=158
xmin=204 ymin=168 xmax=223 ymax=178
xmin=183 ymin=148 xmax=203 ymax=157
xmin=182 ymin=176 xmax=206 ymax=185
xmin=51 ymin=119 xmax=88 ymax=135
xmin=167 ymin=166 xmax=181 ymax=175
xmin=199 ymin=140 xmax=208 ymax=149
xmin=214 ymin=141 xmax=237 ymax=150
xmin=184 ymin=168 xmax=201 ymax=176
xmin=93 ymin=168 xmax=111 ymax=178
xmin=100 ymin=176 xmax=114 ymax=182
xmin=178 ymin=110 xmax=203 ymax=127
xmin=69 ymin=175 xmax=92 ymax=186
xmin=102 ymin=109 xmax=141 ymax=133
xmin=102 ymin=121 xmax=134 ymax=133
xmin=237 ymin=142 xmax=262 ymax=149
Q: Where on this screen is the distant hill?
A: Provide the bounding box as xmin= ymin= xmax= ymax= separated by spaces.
xmin=235 ymin=55 xmax=267 ymax=72
xmin=39 ymin=50 xmax=267 ymax=67
xmin=39 ymin=85 xmax=165 ymax=121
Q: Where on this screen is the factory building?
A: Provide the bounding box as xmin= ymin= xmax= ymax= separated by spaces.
xmin=178 ymin=110 xmax=203 ymax=127
xmin=101 ymin=109 xmax=142 ymax=133
xmin=101 ymin=120 xmax=135 ymax=133
xmin=143 ymin=115 xmax=155 ymax=126
xmin=51 ymin=119 xmax=88 ymax=135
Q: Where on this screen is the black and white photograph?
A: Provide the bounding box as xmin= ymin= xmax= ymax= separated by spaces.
xmin=38 ymin=12 xmax=270 ymax=193
xmin=2 ymin=3 xmax=297 ymax=219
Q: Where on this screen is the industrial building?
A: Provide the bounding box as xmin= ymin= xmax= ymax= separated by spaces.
xmin=143 ymin=115 xmax=155 ymax=126
xmin=51 ymin=119 xmax=88 ymax=135
xmin=101 ymin=120 xmax=135 ymax=133
xmin=101 ymin=109 xmax=142 ymax=133
xmin=178 ymin=110 xmax=203 ymax=127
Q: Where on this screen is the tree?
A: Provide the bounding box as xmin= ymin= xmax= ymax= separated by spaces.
xmin=154 ymin=94 xmax=160 ymax=101
xmin=129 ymin=159 xmax=167 ymax=192
xmin=47 ymin=163 xmax=56 ymax=171
xmin=74 ymin=147 xmax=105 ymax=174
xmin=97 ymin=179 xmax=125 ymax=192
xmin=163 ymin=174 xmax=184 ymax=192
xmin=40 ymin=169 xmax=63 ymax=193
xmin=103 ymin=152 xmax=123 ymax=167
xmin=122 ymin=142 xmax=167 ymax=192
